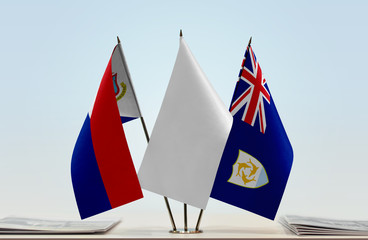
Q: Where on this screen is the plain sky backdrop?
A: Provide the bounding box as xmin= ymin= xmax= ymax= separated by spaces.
xmin=0 ymin=0 xmax=368 ymax=223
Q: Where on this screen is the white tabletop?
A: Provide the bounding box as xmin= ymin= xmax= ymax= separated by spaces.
xmin=0 ymin=213 xmax=367 ymax=239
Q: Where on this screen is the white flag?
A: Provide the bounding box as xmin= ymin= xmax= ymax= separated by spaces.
xmin=138 ymin=37 xmax=232 ymax=209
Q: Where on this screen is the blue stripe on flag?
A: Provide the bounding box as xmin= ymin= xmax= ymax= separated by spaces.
xmin=71 ymin=114 xmax=112 ymax=219
xmin=243 ymin=50 xmax=254 ymax=74
xmin=120 ymin=116 xmax=137 ymax=124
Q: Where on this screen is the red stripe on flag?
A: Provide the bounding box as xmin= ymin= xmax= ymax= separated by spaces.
xmin=259 ymin=103 xmax=264 ymax=134
xmin=90 ymin=56 xmax=143 ymax=208
xmin=230 ymin=87 xmax=251 ymax=113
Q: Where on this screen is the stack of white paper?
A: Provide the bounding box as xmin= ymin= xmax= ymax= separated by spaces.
xmin=280 ymin=215 xmax=368 ymax=236
xmin=0 ymin=216 xmax=119 ymax=234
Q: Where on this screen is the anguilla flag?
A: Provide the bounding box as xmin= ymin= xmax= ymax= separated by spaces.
xmin=71 ymin=41 xmax=143 ymax=219
xmin=210 ymin=42 xmax=293 ymax=220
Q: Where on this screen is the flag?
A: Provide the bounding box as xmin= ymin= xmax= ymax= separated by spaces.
xmin=71 ymin=42 xmax=143 ymax=219
xmin=210 ymin=43 xmax=293 ymax=220
xmin=138 ymin=37 xmax=233 ymax=209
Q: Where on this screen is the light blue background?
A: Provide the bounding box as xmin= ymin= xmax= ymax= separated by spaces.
xmin=0 ymin=0 xmax=367 ymax=222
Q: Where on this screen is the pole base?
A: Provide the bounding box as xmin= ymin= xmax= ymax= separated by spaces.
xmin=169 ymin=229 xmax=203 ymax=234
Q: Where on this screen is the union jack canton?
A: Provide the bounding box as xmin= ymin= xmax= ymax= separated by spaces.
xmin=229 ymin=46 xmax=270 ymax=134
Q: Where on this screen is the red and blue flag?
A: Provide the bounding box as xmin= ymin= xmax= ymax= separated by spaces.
xmin=71 ymin=43 xmax=143 ymax=219
xmin=211 ymin=43 xmax=293 ymax=220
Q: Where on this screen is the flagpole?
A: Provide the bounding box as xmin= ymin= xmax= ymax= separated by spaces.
xmin=184 ymin=203 xmax=188 ymax=232
xmin=116 ymin=36 xmax=177 ymax=232
xmin=179 ymin=30 xmax=204 ymax=234
xmin=139 ymin=117 xmax=150 ymax=143
xmin=180 ymin=29 xmax=204 ymax=233
xmin=140 ymin=116 xmax=177 ymax=232
xmin=164 ymin=195 xmax=177 ymax=231
xmin=180 ymin=30 xmax=190 ymax=233
xmin=195 ymin=209 xmax=203 ymax=231
xmin=179 ymin=29 xmax=189 ymax=233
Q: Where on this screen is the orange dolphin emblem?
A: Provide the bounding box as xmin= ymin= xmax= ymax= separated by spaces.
xmin=236 ymin=162 xmax=251 ymax=176
xmin=248 ymin=159 xmax=259 ymax=177
xmin=241 ymin=172 xmax=256 ymax=185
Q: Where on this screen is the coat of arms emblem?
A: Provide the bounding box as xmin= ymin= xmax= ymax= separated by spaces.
xmin=228 ymin=150 xmax=269 ymax=188
xmin=112 ymin=73 xmax=127 ymax=101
